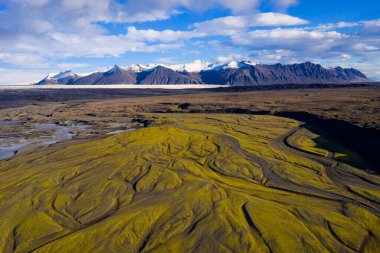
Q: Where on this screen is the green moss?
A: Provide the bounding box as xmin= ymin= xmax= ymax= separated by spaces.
xmin=287 ymin=126 xmax=370 ymax=170
xmin=0 ymin=114 xmax=379 ymax=252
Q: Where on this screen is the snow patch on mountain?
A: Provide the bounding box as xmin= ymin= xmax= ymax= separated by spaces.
xmin=80 ymin=60 xmax=258 ymax=76
xmin=44 ymin=70 xmax=77 ymax=80
xmin=169 ymin=60 xmax=212 ymax=72
xmin=127 ymin=64 xmax=159 ymax=72
xmin=207 ymin=61 xmax=258 ymax=71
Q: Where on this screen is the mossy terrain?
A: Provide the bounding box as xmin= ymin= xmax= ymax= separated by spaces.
xmin=286 ymin=127 xmax=367 ymax=169
xmin=0 ymin=114 xmax=379 ymax=253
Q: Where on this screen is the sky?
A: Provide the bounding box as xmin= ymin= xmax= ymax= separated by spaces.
xmin=0 ymin=0 xmax=379 ymax=84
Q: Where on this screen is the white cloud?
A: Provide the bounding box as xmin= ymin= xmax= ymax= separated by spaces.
xmin=51 ymin=33 xmax=183 ymax=57
xmin=340 ymin=53 xmax=352 ymax=60
xmin=155 ymin=57 xmax=177 ymax=65
xmin=270 ymin=0 xmax=299 ymax=10
xmin=352 ymin=62 xmax=380 ymax=80
xmin=215 ymin=54 xmax=248 ymax=63
xmin=0 ymin=1 xmax=309 ymax=65
xmin=336 ymin=21 xmax=359 ymax=28
xmin=210 ymin=0 xmax=261 ymax=14
xmin=362 ymin=18 xmax=380 ymax=27
xmin=120 ymin=0 xmax=297 ymax=16
xmin=250 ymin=49 xmax=296 ymax=62
xmin=126 ymin=26 xmax=205 ymax=42
xmin=114 ymin=10 xmax=178 ymax=23
xmin=231 ymin=28 xmax=345 ymax=52
xmin=252 ymin=12 xmax=308 ymax=26
xmin=0 ymin=0 xmax=379 ymax=81
xmin=122 ymin=0 xmax=262 ymax=15
xmin=0 ymin=52 xmax=49 ymax=67
xmin=56 ymin=63 xmax=90 ymax=70
xmin=193 ymin=13 xmax=308 ymax=35
xmin=352 ymin=43 xmax=379 ymax=51
xmin=0 ymin=68 xmax=47 ymax=84
xmin=33 ymin=20 xmax=53 ymax=33
xmin=0 ymin=1 xmax=303 ymax=70
xmin=317 ymin=18 xmax=380 ymax=31
xmin=12 ymin=0 xmax=49 ymax=7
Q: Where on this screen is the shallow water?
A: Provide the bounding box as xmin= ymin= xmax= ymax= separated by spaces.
xmin=0 ymin=122 xmax=91 ymax=160
xmin=0 ymin=120 xmax=23 ymax=126
xmin=106 ymin=128 xmax=136 ymax=135
xmin=0 ymin=140 xmax=38 ymax=160
xmin=35 ymin=123 xmax=90 ymax=145
xmin=0 ymin=121 xmax=137 ymax=160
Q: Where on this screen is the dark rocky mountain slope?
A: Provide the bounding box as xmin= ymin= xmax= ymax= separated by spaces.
xmin=37 ymin=62 xmax=369 ymax=86
xmin=137 ymin=66 xmax=201 ymax=84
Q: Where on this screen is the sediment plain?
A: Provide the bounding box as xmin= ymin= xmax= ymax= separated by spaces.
xmin=0 ymin=87 xmax=379 ymax=252
xmin=0 ymin=112 xmax=379 ymax=253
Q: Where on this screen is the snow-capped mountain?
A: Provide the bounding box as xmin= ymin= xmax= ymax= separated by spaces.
xmin=43 ymin=70 xmax=77 ymax=80
xmin=39 ymin=70 xmax=82 ymax=85
xmin=36 ymin=61 xmax=368 ymax=85
xmin=127 ymin=64 xmax=159 ymax=72
xmin=169 ymin=60 xmax=212 ymax=72
xmin=206 ymin=60 xmax=258 ymax=71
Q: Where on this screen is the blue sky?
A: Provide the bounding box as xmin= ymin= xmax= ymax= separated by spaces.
xmin=0 ymin=0 xmax=379 ymax=83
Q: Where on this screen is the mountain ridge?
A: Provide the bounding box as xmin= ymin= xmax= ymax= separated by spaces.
xmin=37 ymin=61 xmax=369 ymax=86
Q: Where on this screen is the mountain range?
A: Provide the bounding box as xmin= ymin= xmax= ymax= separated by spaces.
xmin=37 ymin=61 xmax=369 ymax=86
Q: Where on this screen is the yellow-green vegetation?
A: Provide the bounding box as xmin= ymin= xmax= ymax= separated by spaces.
xmin=287 ymin=128 xmax=330 ymax=157
xmin=0 ymin=114 xmax=379 ymax=253
xmin=287 ymin=127 xmax=366 ymax=167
